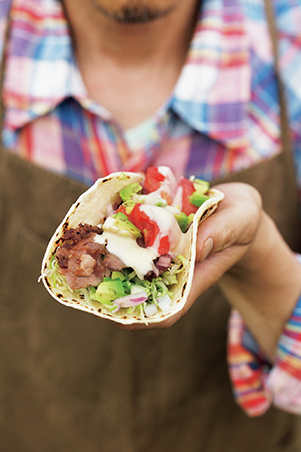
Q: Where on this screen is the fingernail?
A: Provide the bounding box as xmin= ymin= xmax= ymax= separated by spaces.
xmin=199 ymin=237 xmax=213 ymax=262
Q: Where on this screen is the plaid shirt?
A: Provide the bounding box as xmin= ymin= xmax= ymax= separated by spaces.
xmin=1 ymin=0 xmax=301 ymax=416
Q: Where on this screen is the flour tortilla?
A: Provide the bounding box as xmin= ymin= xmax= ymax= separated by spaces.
xmin=41 ymin=171 xmax=224 ymax=325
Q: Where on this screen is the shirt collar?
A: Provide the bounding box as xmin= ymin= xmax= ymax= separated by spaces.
xmin=172 ymin=0 xmax=251 ymax=149
xmin=4 ymin=0 xmax=112 ymax=129
xmin=4 ymin=0 xmax=250 ymax=149
xmin=4 ymin=0 xmax=72 ymax=129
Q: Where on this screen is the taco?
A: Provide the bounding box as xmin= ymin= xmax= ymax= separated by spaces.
xmin=41 ymin=166 xmax=224 ymax=325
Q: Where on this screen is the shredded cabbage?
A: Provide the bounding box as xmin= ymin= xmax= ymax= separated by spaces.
xmin=48 ymin=253 xmax=187 ymax=318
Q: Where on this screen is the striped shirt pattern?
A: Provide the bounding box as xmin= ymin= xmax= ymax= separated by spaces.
xmin=1 ymin=0 xmax=301 ymax=416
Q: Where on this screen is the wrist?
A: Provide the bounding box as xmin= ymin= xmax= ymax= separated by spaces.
xmin=219 ymin=211 xmax=301 ymax=359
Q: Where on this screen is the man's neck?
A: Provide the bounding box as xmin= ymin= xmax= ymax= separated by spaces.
xmin=62 ymin=0 xmax=199 ymax=128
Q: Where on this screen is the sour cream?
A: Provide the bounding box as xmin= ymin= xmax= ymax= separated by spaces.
xmin=94 ymin=204 xmax=185 ymax=280
xmin=94 ymin=232 xmax=158 ymax=280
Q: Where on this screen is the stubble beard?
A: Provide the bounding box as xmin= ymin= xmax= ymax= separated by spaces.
xmin=91 ymin=1 xmax=175 ymax=23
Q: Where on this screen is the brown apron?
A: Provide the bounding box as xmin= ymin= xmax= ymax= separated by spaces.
xmin=0 ymin=7 xmax=301 ymax=452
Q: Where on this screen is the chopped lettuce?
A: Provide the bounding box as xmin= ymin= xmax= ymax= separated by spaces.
xmin=49 ymin=252 xmax=187 ymax=317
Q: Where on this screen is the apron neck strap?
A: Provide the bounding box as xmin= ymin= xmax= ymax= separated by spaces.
xmin=0 ymin=6 xmax=11 ymax=137
xmin=263 ymin=0 xmax=296 ymax=178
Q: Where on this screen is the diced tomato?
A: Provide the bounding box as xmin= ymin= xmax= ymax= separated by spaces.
xmin=128 ymin=204 xmax=160 ymax=248
xmin=144 ymin=167 xmax=165 ymax=193
xmin=158 ymin=235 xmax=170 ymax=255
xmin=176 ymin=177 xmax=199 ymax=216
xmin=127 ymin=204 xmax=171 ymax=254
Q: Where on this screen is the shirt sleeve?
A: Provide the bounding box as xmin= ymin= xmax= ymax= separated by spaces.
xmin=227 ymin=290 xmax=301 ymax=417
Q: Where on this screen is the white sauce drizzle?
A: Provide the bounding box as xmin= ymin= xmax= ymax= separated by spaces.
xmin=139 ymin=204 xmax=183 ymax=252
xmin=94 ymin=233 xmax=158 ymax=280
xmin=94 ymin=203 xmax=185 ymax=280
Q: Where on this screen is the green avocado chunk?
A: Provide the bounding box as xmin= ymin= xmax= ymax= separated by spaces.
xmin=107 ymin=212 xmax=142 ymax=238
xmin=188 ymin=213 xmax=195 ymax=226
xmin=189 ymin=191 xmax=210 ymax=207
xmin=96 ymin=278 xmax=125 ymax=301
xmin=193 ymin=178 xmax=210 ymax=194
xmin=111 ymin=271 xmax=125 ymax=281
xmin=119 ymin=182 xmax=142 ymax=201
xmin=174 ymin=212 xmax=189 ymax=233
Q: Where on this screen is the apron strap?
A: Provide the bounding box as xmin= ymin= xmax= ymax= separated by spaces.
xmin=263 ymin=0 xmax=298 ymax=186
xmin=0 ymin=3 xmax=11 ymax=137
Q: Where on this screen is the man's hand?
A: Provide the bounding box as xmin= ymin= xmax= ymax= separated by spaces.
xmin=120 ymin=182 xmax=301 ymax=361
xmin=189 ymin=182 xmax=301 ymax=360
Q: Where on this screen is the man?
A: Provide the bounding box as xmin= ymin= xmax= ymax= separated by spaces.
xmin=62 ymin=0 xmax=198 ymax=130
xmin=0 ymin=0 xmax=301 ymax=450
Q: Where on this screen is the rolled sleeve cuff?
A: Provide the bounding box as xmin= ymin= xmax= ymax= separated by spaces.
xmin=228 ymin=291 xmax=301 ymax=417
